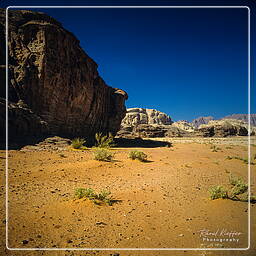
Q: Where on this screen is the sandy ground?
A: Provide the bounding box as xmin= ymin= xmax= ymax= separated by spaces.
xmin=0 ymin=136 xmax=256 ymax=256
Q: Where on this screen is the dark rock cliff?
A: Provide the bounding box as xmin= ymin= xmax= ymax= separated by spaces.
xmin=0 ymin=9 xmax=127 ymax=142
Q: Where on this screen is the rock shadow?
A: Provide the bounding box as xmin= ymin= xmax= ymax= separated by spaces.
xmin=114 ymin=137 xmax=172 ymax=148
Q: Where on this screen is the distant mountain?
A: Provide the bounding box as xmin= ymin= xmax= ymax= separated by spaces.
xmin=192 ymin=116 xmax=214 ymax=128
xmin=222 ymin=114 xmax=256 ymax=126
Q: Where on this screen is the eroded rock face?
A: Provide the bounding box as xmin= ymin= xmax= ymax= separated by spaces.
xmin=197 ymin=119 xmax=249 ymax=137
xmin=121 ymin=108 xmax=172 ymax=126
xmin=0 ymin=9 xmax=127 ymax=141
xmin=118 ymin=108 xmax=194 ymax=138
xmin=172 ymin=120 xmax=194 ymax=132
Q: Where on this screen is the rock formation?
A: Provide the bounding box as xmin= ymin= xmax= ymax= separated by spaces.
xmin=197 ymin=119 xmax=250 ymax=137
xmin=121 ymin=108 xmax=172 ymax=126
xmin=0 ymin=9 xmax=127 ymax=142
xmin=172 ymin=120 xmax=194 ymax=132
xmin=118 ymin=108 xmax=194 ymax=138
xmin=222 ymin=114 xmax=256 ymax=126
xmin=118 ymin=108 xmax=254 ymax=138
xmin=192 ymin=116 xmax=214 ymax=128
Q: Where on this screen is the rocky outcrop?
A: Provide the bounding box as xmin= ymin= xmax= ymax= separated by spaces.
xmin=222 ymin=114 xmax=256 ymax=126
xmin=0 ymin=9 xmax=127 ymax=142
xmin=192 ymin=116 xmax=214 ymax=128
xmin=172 ymin=120 xmax=194 ymax=132
xmin=118 ymin=108 xmax=195 ymax=138
xmin=121 ymin=108 xmax=172 ymax=126
xmin=118 ymin=106 xmax=255 ymax=138
xmin=118 ymin=108 xmax=174 ymax=138
xmin=197 ymin=119 xmax=250 ymax=137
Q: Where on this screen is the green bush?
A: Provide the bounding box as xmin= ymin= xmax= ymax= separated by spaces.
xmin=71 ymin=138 xmax=86 ymax=149
xmin=74 ymin=188 xmax=113 ymax=205
xmin=128 ymin=150 xmax=147 ymax=162
xmin=209 ymin=185 xmax=228 ymax=200
xmin=95 ymin=132 xmax=115 ymax=148
xmin=229 ymin=174 xmax=248 ymax=198
xmin=93 ymin=148 xmax=113 ymax=161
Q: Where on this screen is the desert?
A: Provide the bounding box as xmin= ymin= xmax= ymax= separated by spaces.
xmin=0 ymin=6 xmax=255 ymax=256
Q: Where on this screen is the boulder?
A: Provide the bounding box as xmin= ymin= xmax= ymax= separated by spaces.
xmin=0 ymin=9 xmax=127 ymax=142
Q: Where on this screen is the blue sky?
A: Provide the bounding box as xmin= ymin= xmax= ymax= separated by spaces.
xmin=4 ymin=0 xmax=255 ymax=121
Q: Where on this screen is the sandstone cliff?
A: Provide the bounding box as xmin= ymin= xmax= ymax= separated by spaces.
xmin=0 ymin=9 xmax=127 ymax=142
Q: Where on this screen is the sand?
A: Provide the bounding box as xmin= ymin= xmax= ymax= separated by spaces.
xmin=0 ymin=136 xmax=255 ymax=256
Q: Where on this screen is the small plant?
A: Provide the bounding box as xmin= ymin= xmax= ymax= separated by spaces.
xmin=97 ymin=190 xmax=113 ymax=205
xmin=226 ymin=156 xmax=254 ymax=165
xmin=71 ymin=138 xmax=86 ymax=149
xmin=93 ymin=148 xmax=113 ymax=161
xmin=128 ymin=150 xmax=147 ymax=162
xmin=229 ymin=174 xmax=248 ymax=199
xmin=95 ymin=132 xmax=115 ymax=148
xmin=75 ymin=188 xmax=88 ymax=199
xmin=210 ymin=145 xmax=220 ymax=152
xmin=74 ymin=188 xmax=113 ymax=205
xmin=209 ymin=185 xmax=228 ymax=200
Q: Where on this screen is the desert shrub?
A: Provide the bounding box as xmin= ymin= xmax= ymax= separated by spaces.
xmin=75 ymin=188 xmax=89 ymax=199
xmin=229 ymin=174 xmax=248 ymax=199
xmin=210 ymin=145 xmax=220 ymax=152
xmin=226 ymin=156 xmax=254 ymax=165
xmin=71 ymin=138 xmax=86 ymax=149
xmin=128 ymin=150 xmax=147 ymax=162
xmin=93 ymin=148 xmax=113 ymax=161
xmin=95 ymin=132 xmax=115 ymax=148
xmin=74 ymin=188 xmax=113 ymax=205
xmin=97 ymin=190 xmax=113 ymax=205
xmin=209 ymin=185 xmax=228 ymax=200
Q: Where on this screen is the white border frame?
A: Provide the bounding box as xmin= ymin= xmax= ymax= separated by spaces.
xmin=5 ymin=5 xmax=251 ymax=251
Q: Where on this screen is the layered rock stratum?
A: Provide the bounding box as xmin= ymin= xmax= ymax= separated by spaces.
xmin=0 ymin=9 xmax=127 ymax=141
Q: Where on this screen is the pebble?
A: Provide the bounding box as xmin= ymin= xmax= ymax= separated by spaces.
xmin=22 ymin=240 xmax=29 ymax=244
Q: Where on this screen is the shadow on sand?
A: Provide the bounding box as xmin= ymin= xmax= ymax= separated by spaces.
xmin=0 ymin=136 xmax=172 ymax=151
xmin=114 ymin=137 xmax=172 ymax=148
